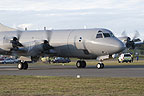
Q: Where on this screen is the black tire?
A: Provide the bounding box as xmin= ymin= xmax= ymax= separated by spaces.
xmin=118 ymin=60 xmax=120 ymax=63
xmin=97 ymin=63 xmax=104 ymax=69
xmin=101 ymin=63 xmax=104 ymax=69
xmin=81 ymin=61 xmax=86 ymax=68
xmin=23 ymin=62 xmax=28 ymax=70
xmin=76 ymin=60 xmax=87 ymax=68
xmin=76 ymin=61 xmax=82 ymax=68
xmin=17 ymin=63 xmax=23 ymax=70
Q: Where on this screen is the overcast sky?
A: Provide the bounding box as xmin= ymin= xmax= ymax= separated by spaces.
xmin=0 ymin=0 xmax=144 ymax=37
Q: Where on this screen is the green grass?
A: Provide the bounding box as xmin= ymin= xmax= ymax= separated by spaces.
xmin=0 ymin=60 xmax=144 ymax=96
xmin=43 ymin=59 xmax=144 ymax=66
xmin=0 ymin=76 xmax=144 ymax=96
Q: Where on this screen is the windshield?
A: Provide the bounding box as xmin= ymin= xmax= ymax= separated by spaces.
xmin=103 ymin=33 xmax=111 ymax=37
xmin=124 ymin=54 xmax=131 ymax=57
xmin=96 ymin=30 xmax=115 ymax=39
xmin=110 ymin=32 xmax=115 ymax=37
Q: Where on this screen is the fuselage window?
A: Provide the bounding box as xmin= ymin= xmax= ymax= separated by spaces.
xmin=103 ymin=33 xmax=111 ymax=38
xmin=96 ymin=34 xmax=103 ymax=38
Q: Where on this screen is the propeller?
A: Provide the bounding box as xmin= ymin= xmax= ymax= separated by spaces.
xmin=132 ymin=30 xmax=141 ymax=42
xmin=121 ymin=30 xmax=141 ymax=49
xmin=46 ymin=30 xmax=52 ymax=43
xmin=10 ymin=30 xmax=24 ymax=50
xmin=121 ymin=30 xmax=127 ymax=37
xmin=16 ymin=30 xmax=23 ymax=41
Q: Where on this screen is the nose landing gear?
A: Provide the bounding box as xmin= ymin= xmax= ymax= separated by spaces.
xmin=96 ymin=63 xmax=104 ymax=69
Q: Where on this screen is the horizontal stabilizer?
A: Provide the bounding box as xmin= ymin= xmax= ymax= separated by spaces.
xmin=0 ymin=23 xmax=17 ymax=32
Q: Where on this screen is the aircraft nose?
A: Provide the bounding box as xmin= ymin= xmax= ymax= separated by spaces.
xmin=114 ymin=39 xmax=125 ymax=53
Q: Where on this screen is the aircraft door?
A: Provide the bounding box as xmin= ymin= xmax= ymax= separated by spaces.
xmin=68 ymin=31 xmax=86 ymax=50
xmin=67 ymin=30 xmax=86 ymax=57
xmin=68 ymin=30 xmax=94 ymax=58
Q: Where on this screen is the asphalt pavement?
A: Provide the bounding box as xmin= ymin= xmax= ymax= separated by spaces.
xmin=0 ymin=64 xmax=144 ymax=77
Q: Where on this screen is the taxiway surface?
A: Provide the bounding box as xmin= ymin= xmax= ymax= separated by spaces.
xmin=0 ymin=64 xmax=144 ymax=77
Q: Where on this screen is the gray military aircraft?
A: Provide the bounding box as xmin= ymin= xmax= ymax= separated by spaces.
xmin=0 ymin=23 xmax=125 ymax=70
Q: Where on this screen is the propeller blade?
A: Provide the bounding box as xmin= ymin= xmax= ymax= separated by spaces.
xmin=133 ymin=38 xmax=141 ymax=42
xmin=10 ymin=30 xmax=24 ymax=50
xmin=123 ymin=30 xmax=142 ymax=49
xmin=132 ymin=30 xmax=140 ymax=40
xmin=46 ymin=30 xmax=52 ymax=43
xmin=17 ymin=30 xmax=23 ymax=40
xmin=121 ymin=30 xmax=127 ymax=37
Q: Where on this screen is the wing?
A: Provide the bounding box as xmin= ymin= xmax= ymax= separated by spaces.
xmin=10 ymin=40 xmax=55 ymax=56
xmin=0 ymin=23 xmax=17 ymax=32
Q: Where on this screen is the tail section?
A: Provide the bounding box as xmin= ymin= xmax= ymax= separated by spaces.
xmin=0 ymin=23 xmax=17 ymax=32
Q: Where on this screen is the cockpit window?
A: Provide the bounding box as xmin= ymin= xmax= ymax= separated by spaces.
xmin=96 ymin=30 xmax=115 ymax=39
xmin=103 ymin=33 xmax=111 ymax=37
xmin=96 ymin=33 xmax=103 ymax=38
xmin=98 ymin=30 xmax=102 ymax=33
xmin=110 ymin=33 xmax=115 ymax=37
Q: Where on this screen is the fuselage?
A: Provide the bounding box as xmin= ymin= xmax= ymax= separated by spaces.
xmin=0 ymin=28 xmax=125 ymax=59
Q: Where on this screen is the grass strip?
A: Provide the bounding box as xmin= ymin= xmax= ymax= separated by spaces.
xmin=0 ymin=75 xmax=144 ymax=96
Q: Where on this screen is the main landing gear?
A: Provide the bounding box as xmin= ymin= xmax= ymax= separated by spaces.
xmin=76 ymin=60 xmax=86 ymax=68
xmin=17 ymin=61 xmax=28 ymax=70
xmin=76 ymin=60 xmax=104 ymax=69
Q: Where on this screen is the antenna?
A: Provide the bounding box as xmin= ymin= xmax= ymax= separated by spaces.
xmin=25 ymin=27 xmax=27 ymax=31
xmin=44 ymin=27 xmax=46 ymax=30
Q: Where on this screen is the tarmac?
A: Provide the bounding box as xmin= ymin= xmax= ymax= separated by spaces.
xmin=0 ymin=63 xmax=144 ymax=77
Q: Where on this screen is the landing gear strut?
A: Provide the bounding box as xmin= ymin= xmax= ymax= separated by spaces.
xmin=96 ymin=62 xmax=104 ymax=69
xmin=76 ymin=60 xmax=86 ymax=68
xmin=17 ymin=61 xmax=28 ymax=70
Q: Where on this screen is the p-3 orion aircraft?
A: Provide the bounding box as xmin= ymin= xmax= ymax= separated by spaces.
xmin=0 ymin=23 xmax=125 ymax=70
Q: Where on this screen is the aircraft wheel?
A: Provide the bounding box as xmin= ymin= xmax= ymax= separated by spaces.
xmin=118 ymin=60 xmax=120 ymax=63
xmin=101 ymin=63 xmax=104 ymax=68
xmin=76 ymin=60 xmax=86 ymax=68
xmin=81 ymin=61 xmax=86 ymax=68
xmin=97 ymin=63 xmax=104 ymax=69
xmin=17 ymin=61 xmax=28 ymax=70
xmin=17 ymin=63 xmax=23 ymax=70
xmin=76 ymin=61 xmax=82 ymax=68
xmin=23 ymin=62 xmax=28 ymax=70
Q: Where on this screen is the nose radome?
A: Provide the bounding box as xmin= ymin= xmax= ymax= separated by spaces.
xmin=114 ymin=40 xmax=125 ymax=53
